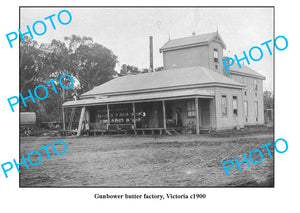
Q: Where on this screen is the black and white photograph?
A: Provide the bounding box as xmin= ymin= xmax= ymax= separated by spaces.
xmin=18 ymin=7 xmax=274 ymax=187
xmin=2 ymin=1 xmax=300 ymax=212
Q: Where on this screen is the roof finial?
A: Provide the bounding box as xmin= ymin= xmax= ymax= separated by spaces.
xmin=192 ymin=31 xmax=196 ymax=36
xmin=168 ymin=33 xmax=171 ymax=40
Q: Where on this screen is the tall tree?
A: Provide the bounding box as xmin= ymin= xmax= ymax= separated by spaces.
xmin=20 ymin=37 xmax=45 ymax=94
xmin=20 ymin=35 xmax=118 ymax=123
xmin=263 ymin=91 xmax=273 ymax=110
xmin=64 ymin=35 xmax=118 ymax=93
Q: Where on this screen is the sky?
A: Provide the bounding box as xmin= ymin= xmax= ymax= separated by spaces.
xmin=20 ymin=7 xmax=273 ymax=91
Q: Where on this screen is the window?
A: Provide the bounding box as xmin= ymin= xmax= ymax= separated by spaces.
xmin=214 ymin=49 xmax=219 ymax=63
xmin=244 ymin=91 xmax=247 ymax=96
xmin=254 ymin=79 xmax=258 ymax=91
xmin=187 ymin=99 xmax=196 ymax=117
xmin=221 ymin=95 xmax=227 ymax=116
xmin=215 ymin=64 xmax=218 ymax=70
xmin=255 ymin=101 xmax=259 ymax=117
xmin=255 ymin=92 xmax=257 ymax=97
xmin=244 ymin=101 xmax=248 ymax=117
xmin=233 ymin=96 xmax=238 ymax=116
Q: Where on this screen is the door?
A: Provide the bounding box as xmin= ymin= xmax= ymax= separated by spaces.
xmin=200 ymin=99 xmax=210 ymax=128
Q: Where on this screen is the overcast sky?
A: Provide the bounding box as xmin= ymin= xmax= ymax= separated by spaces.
xmin=20 ymin=7 xmax=273 ymax=91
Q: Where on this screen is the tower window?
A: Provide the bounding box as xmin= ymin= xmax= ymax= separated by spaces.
xmin=254 ymin=79 xmax=258 ymax=91
xmin=214 ymin=49 xmax=219 ymax=63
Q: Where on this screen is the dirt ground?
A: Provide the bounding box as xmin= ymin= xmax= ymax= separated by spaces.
xmin=19 ymin=130 xmax=274 ymax=187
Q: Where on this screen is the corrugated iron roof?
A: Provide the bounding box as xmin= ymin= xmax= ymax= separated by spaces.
xmin=63 ymin=88 xmax=215 ymax=108
xmin=229 ymin=64 xmax=266 ymax=79
xmin=81 ymin=66 xmax=244 ymax=98
xmin=160 ymin=32 xmax=226 ymax=52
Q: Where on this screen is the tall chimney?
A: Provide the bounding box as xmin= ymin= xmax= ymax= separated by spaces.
xmin=149 ymin=36 xmax=153 ymax=71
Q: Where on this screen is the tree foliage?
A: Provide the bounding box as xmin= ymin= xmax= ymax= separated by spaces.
xmin=263 ymin=91 xmax=273 ymax=110
xmin=20 ymin=35 xmax=118 ymax=123
xmin=64 ymin=35 xmax=118 ymax=92
xmin=120 ymin=64 xmax=141 ymax=75
xmin=119 ymin=64 xmax=164 ymax=76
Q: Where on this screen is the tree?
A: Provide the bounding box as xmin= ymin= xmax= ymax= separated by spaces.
xmin=120 ymin=64 xmax=141 ymax=75
xmin=20 ymin=35 xmax=118 ymax=123
xmin=263 ymin=91 xmax=273 ymax=110
xmin=64 ymin=35 xmax=118 ymax=93
xmin=119 ymin=65 xmax=164 ymax=75
xmin=20 ymin=37 xmax=46 ymax=94
xmin=263 ymin=91 xmax=274 ymax=125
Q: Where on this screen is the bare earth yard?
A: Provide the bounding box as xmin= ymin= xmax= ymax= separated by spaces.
xmin=20 ymin=130 xmax=274 ymax=187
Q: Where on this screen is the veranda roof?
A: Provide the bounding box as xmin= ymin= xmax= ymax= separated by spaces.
xmin=63 ymin=88 xmax=214 ymax=108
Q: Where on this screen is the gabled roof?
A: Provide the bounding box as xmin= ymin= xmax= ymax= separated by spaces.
xmin=160 ymin=32 xmax=226 ymax=52
xmin=81 ymin=66 xmax=244 ymax=98
xmin=229 ymin=64 xmax=266 ymax=80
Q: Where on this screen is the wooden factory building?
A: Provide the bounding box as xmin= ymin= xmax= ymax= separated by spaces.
xmin=62 ymin=32 xmax=265 ymax=135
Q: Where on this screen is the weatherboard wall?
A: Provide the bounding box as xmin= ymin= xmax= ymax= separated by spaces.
xmin=214 ymin=87 xmax=244 ymax=131
xmin=163 ymin=45 xmax=209 ymax=69
xmin=231 ymin=73 xmax=264 ymax=126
